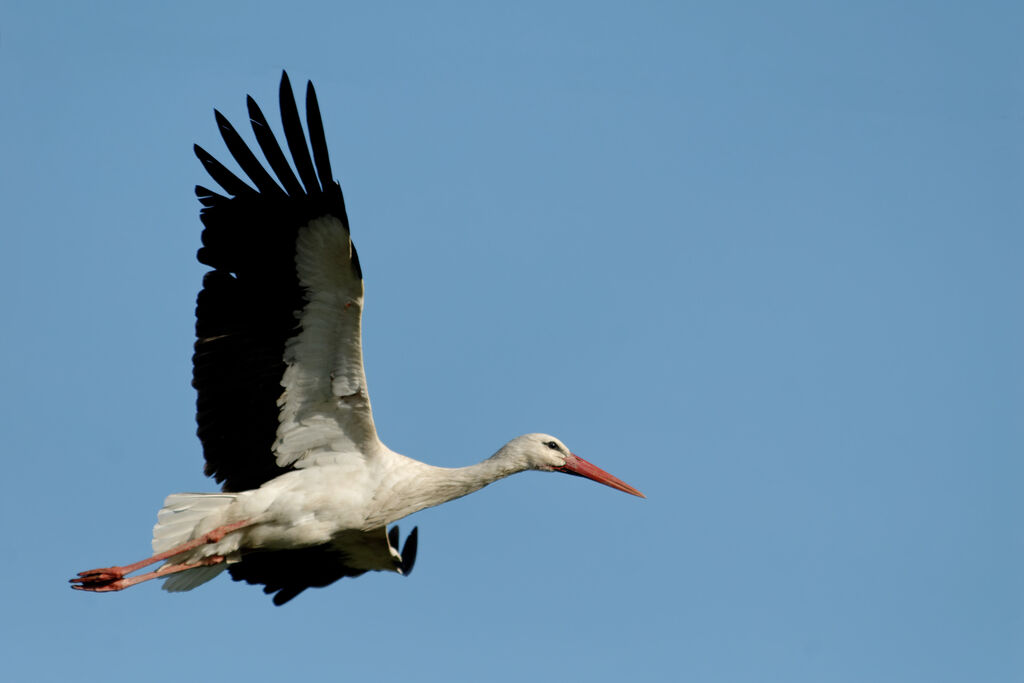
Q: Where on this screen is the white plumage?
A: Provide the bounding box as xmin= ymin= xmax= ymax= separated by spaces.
xmin=71 ymin=72 xmax=643 ymax=605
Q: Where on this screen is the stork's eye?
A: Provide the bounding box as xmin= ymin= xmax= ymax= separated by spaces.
xmin=544 ymin=441 xmax=560 ymax=451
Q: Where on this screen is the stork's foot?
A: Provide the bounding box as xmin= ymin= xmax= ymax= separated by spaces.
xmin=73 ymin=567 xmax=124 ymax=582
xmin=70 ymin=569 xmax=130 ymax=592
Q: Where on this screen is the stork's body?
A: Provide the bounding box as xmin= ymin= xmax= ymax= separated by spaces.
xmin=71 ymin=73 xmax=642 ymax=605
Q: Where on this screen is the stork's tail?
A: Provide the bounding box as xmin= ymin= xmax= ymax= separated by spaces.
xmin=152 ymin=493 xmax=237 ymax=591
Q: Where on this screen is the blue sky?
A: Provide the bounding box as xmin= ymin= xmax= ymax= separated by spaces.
xmin=2 ymin=1 xmax=1021 ymax=681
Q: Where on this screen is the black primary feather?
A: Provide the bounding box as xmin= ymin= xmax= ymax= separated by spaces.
xmin=278 ymin=72 xmax=321 ymax=194
xmin=246 ymin=95 xmax=305 ymax=197
xmin=213 ymin=109 xmax=284 ymax=196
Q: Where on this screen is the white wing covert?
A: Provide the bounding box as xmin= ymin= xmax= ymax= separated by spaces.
xmin=275 ymin=214 xmax=380 ymax=466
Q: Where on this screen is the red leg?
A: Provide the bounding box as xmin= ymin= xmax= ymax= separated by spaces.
xmin=70 ymin=519 xmax=248 ymax=590
xmin=72 ymin=556 xmax=227 ymax=592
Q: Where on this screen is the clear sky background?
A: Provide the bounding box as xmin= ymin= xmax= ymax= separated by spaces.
xmin=2 ymin=2 xmax=1021 ymax=682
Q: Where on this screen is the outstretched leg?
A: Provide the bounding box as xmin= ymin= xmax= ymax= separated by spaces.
xmin=72 ymin=556 xmax=226 ymax=592
xmin=70 ymin=519 xmax=248 ymax=591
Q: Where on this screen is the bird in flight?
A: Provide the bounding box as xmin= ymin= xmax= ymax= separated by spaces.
xmin=71 ymin=72 xmax=643 ymax=605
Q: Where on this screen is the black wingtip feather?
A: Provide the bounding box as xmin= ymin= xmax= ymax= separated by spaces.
xmin=306 ymin=80 xmax=333 ymax=188
xmin=194 ymin=143 xmax=255 ymax=197
xmin=247 ymin=94 xmax=305 ymax=197
xmin=278 ymin=71 xmax=320 ymax=194
xmin=401 ymin=527 xmax=419 ymax=576
xmin=213 ymin=109 xmax=284 ymax=197
xmin=351 ymin=244 xmax=363 ymax=280
xmin=273 ymin=588 xmax=301 ymax=606
xmin=195 ymin=185 xmax=226 ymax=206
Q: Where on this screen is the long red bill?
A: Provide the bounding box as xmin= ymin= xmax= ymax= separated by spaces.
xmin=556 ymin=453 xmax=645 ymax=498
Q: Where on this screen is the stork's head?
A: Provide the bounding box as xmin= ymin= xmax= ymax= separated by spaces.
xmin=509 ymin=433 xmax=645 ymax=498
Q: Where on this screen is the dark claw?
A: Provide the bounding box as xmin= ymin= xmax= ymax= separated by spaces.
xmin=71 ymin=568 xmax=122 ymax=583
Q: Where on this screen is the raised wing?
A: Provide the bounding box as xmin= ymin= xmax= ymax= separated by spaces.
xmin=193 ymin=72 xmax=380 ymax=492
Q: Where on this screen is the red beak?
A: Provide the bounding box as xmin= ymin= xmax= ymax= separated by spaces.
xmin=556 ymin=453 xmax=645 ymax=498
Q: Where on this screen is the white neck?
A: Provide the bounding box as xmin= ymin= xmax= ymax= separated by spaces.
xmin=366 ymin=449 xmax=527 ymax=528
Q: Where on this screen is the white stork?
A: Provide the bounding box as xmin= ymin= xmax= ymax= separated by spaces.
xmin=71 ymin=72 xmax=643 ymax=605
